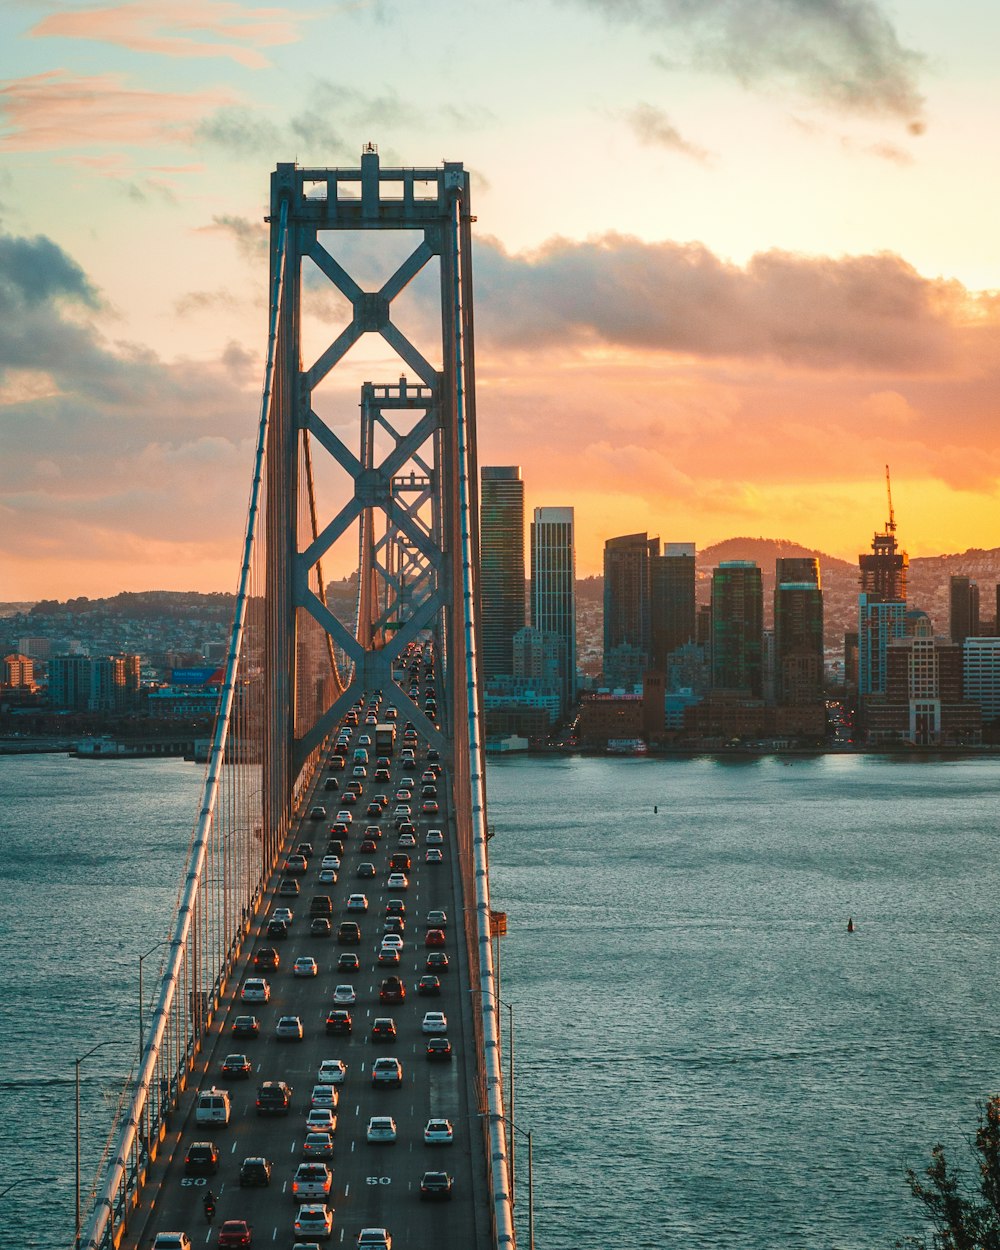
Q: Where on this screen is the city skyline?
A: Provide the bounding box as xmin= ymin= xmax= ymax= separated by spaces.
xmin=2 ymin=1 xmax=1000 ymax=599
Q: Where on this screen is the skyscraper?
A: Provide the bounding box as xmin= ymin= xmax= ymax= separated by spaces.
xmin=530 ymin=507 xmax=576 ymax=709
xmin=603 ymin=533 xmax=658 ymax=680
xmin=710 ymin=561 xmax=764 ymax=696
xmin=774 ymin=557 xmax=824 ymax=705
xmin=650 ymin=543 xmax=696 ymax=669
xmin=480 ymin=466 xmax=525 ymax=681
xmin=949 ymin=575 xmax=980 ymax=644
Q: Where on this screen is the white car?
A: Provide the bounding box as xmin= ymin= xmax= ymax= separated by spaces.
xmin=386 ymin=872 xmax=409 ymax=891
xmin=422 ymin=1011 xmax=447 ymax=1034
xmin=152 ymin=1237 xmax=191 ymax=1250
xmin=273 ymin=907 xmax=294 ymax=924
xmin=294 ymin=957 xmax=318 ymax=978
xmin=425 ymin=848 xmax=444 ymax=864
xmin=311 ymin=1083 xmax=339 ymax=1109
xmin=366 ymin=1115 xmax=397 ymax=1143
xmin=317 ymin=1059 xmax=346 ymax=1085
xmin=426 ymin=829 xmax=444 ymax=845
xmin=423 ymin=1117 xmax=454 ymax=1145
xmin=318 ymin=868 xmax=338 ymax=884
xmin=358 ymin=734 xmax=372 ymax=746
xmin=395 ymin=788 xmax=412 ymax=801
xmin=426 ymin=909 xmax=447 ymax=927
xmin=336 ymin=810 xmax=353 ymax=824
xmin=294 ymin=1203 xmax=334 ymax=1239
xmin=358 ymin=1228 xmax=392 ymax=1249
xmin=332 ymin=984 xmax=356 ymax=1005
xmin=381 ymin=934 xmax=403 ymax=950
xmin=347 ymin=893 xmax=368 ymax=912
xmin=393 ymin=805 xmax=411 ymax=819
xmin=276 ymin=1014 xmax=304 ymax=1041
xmin=398 ymin=833 xmax=416 ymax=848
xmin=241 ymin=977 xmax=270 ymax=1002
xmin=371 ymin=1057 xmax=403 ymax=1087
xmin=321 ymin=855 xmax=341 ymax=870
xmin=305 ymin=1108 xmax=337 ymax=1134
xmin=400 ymin=777 xmax=415 ymax=788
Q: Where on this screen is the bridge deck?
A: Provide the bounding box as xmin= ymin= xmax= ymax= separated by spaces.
xmin=124 ymin=711 xmax=492 ymax=1249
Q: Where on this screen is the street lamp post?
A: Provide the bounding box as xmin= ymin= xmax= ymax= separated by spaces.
xmin=76 ymin=1039 xmax=122 ymax=1248
xmin=480 ymin=1112 xmax=535 ymax=1250
xmin=138 ymin=940 xmax=170 ymax=1056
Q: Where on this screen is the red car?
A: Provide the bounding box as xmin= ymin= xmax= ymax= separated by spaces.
xmin=425 ymin=929 xmax=446 ymax=948
xmin=218 ymin=1220 xmax=253 ymax=1247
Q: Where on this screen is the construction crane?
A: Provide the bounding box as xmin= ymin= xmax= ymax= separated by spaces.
xmin=885 ymin=463 xmax=896 ymax=534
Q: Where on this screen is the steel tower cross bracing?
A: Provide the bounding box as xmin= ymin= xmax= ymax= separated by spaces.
xmin=265 ymin=150 xmax=513 ymax=1248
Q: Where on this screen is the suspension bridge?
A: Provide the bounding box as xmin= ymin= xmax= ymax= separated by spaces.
xmin=76 ymin=149 xmax=517 ymax=1250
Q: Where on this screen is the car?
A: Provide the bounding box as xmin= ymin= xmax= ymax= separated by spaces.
xmin=383 ymin=916 xmax=405 ymax=935
xmin=294 ymin=957 xmax=319 ymax=978
xmin=330 ymin=821 xmax=350 ymax=835
xmin=318 ymin=869 xmax=338 ymax=886
xmin=426 ymin=952 xmax=449 ymax=972
xmin=393 ymin=805 xmax=411 ymax=820
xmin=253 ymin=947 xmax=279 ymax=970
xmin=152 ymin=1236 xmax=191 ymax=1250
xmin=381 ymin=933 xmax=403 ymax=950
xmin=323 ymin=776 xmax=340 ymax=791
xmin=372 ymin=795 xmax=389 ymax=810
xmin=310 ymin=1083 xmax=339 ymax=1109
xmin=425 ymin=848 xmax=444 ymax=863
xmin=386 ymin=899 xmax=406 ymax=916
xmin=328 ymin=756 xmax=345 ymax=770
xmin=318 ymin=1059 xmax=347 ymax=1085
xmin=420 ymin=1170 xmax=453 ymax=1201
xmin=423 ymin=1118 xmax=454 ymax=1145
xmin=336 ymin=952 xmax=359 ymax=972
xmin=221 ymin=1053 xmax=252 ymax=1079
xmin=325 ymin=1009 xmax=352 ymax=1035
xmin=426 ymin=909 xmax=447 ymax=927
xmin=421 ymin=770 xmax=436 ymax=783
xmin=309 ymin=806 xmax=327 ymax=821
xmin=292 ymin=1161 xmax=333 ymax=1200
xmin=426 ymin=829 xmax=444 ymax=845
xmin=397 ymin=833 xmax=416 ymax=848
xmin=276 ymin=1015 xmax=304 ymax=1041
xmin=285 ymin=854 xmax=309 ymax=874
xmin=421 ymin=784 xmax=437 ymax=798
xmin=364 ymin=824 xmax=383 ymax=839
xmin=426 ymin=1037 xmax=452 ymax=1060
xmin=427 ymin=748 xmax=440 ymax=762
xmin=335 ymin=810 xmax=353 ymax=825
xmin=395 ymin=788 xmax=412 ymax=801
xmin=422 ymin=800 xmax=439 ymax=814
xmin=256 ymin=1080 xmax=293 ymax=1115
xmin=266 ymin=918 xmax=288 ymax=940
xmin=217 ymin=1221 xmax=253 ymax=1248
xmin=425 ymin=928 xmax=445 ymax=948
xmin=360 ymin=838 xmax=378 ymax=853
xmin=341 ymin=792 xmax=358 ymax=807
xmin=356 ymin=862 xmax=376 ymax=879
xmin=336 ymin=922 xmax=361 ymax=945
xmin=296 ymin=841 xmax=314 ymax=857
xmin=321 ymin=855 xmax=341 ymax=870
xmin=273 ymin=907 xmax=294 ymax=925
xmin=242 ymin=978 xmax=270 ymax=1002
xmin=379 ymin=976 xmax=405 ymax=1003
xmin=417 ymin=975 xmax=441 ymax=996
xmin=239 ymin=1156 xmax=272 ymax=1187
xmin=377 ymin=946 xmax=400 ymax=966
xmin=366 ymin=1115 xmax=398 ymax=1143
xmin=326 ymin=838 xmax=345 ymax=855
xmin=374 ymin=768 xmax=390 ymax=782
xmin=366 ymin=802 xmax=381 ymax=816
xmin=293 ymin=1205 xmax=333 ymax=1240
xmin=346 ymin=780 xmax=363 ymax=796
xmin=332 ymin=984 xmax=356 ymax=1005
xmin=305 ymin=1108 xmax=337 ymax=1135
xmin=311 ymin=917 xmax=332 ymax=936
xmin=371 ymin=1017 xmax=396 ymax=1040
xmin=371 ymin=1057 xmax=403 ymax=1087
xmin=232 ymin=1014 xmax=260 ymax=1038
xmin=357 ymin=1227 xmax=392 ymax=1249
xmin=184 ymin=1140 xmax=220 ymax=1175
xmin=352 ymin=765 xmax=367 ymax=779
xmin=302 ymin=1132 xmax=334 ymax=1159
xmin=386 ymin=872 xmax=409 ymax=891
xmin=422 ymin=1010 xmax=447 ymax=1033
xmin=346 ymin=893 xmax=368 ymax=912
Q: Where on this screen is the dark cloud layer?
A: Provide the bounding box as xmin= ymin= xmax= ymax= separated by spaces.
xmin=574 ymin=0 xmax=925 ymax=123
xmin=474 ymin=233 xmax=973 ymax=372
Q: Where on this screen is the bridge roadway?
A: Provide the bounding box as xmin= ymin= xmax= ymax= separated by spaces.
xmin=124 ymin=723 xmax=492 ymax=1249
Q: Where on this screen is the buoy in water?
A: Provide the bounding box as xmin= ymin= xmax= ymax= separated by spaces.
xmin=847 ymin=917 xmax=855 ymax=933
xmin=654 ymin=805 xmax=658 ymax=814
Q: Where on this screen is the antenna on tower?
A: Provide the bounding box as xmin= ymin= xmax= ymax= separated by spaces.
xmin=885 ymin=463 xmax=896 ymax=534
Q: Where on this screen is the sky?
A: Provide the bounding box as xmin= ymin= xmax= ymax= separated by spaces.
xmin=2 ymin=0 xmax=1000 ymax=599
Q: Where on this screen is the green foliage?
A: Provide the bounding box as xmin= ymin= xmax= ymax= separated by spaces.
xmin=899 ymin=1098 xmax=1000 ymax=1250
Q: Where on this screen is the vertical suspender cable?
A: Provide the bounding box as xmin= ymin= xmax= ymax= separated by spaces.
xmin=79 ymin=195 xmax=289 ymax=1250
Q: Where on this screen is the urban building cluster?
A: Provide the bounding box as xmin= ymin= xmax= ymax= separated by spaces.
xmin=478 ymin=467 xmax=1000 ymax=751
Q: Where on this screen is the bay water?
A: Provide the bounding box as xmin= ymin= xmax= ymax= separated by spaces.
xmin=1 ymin=752 xmax=998 ymax=1248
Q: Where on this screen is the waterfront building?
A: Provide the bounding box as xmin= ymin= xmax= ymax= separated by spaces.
xmin=949 ymin=575 xmax=980 ymax=644
xmin=48 ymin=654 xmax=93 ymax=710
xmin=962 ymin=637 xmax=1000 ymax=721
xmin=774 ymin=557 xmax=824 ymax=706
xmin=858 ymin=596 xmax=907 ymax=696
xmin=3 ymin=653 xmax=37 ymax=690
xmin=90 ymin=654 xmax=142 ymax=712
xmin=603 ymin=533 xmax=658 ymax=678
xmin=710 ymin=561 xmax=764 ymax=697
xmin=649 ymin=543 xmax=696 ymax=669
xmin=480 ymin=466 xmax=525 ymax=681
xmin=530 ymin=507 xmax=576 ymax=709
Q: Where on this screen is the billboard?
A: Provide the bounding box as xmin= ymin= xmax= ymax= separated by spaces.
xmin=171 ymin=667 xmax=222 ymax=686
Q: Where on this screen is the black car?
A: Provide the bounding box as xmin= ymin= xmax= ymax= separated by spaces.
xmin=337 ymin=921 xmax=361 ymax=945
xmin=326 ymin=839 xmax=345 ymax=856
xmin=425 ymin=951 xmax=449 ymax=972
xmin=255 ymin=1080 xmax=292 ymax=1115
xmin=310 ymin=917 xmax=332 ymax=938
xmin=417 ymin=975 xmax=441 ymax=997
xmin=385 ymin=899 xmax=406 ymax=917
xmin=266 ymin=918 xmax=289 ymax=940
xmin=426 ymin=1037 xmax=452 ymax=1061
xmin=323 ymin=776 xmax=339 ymax=790
xmin=253 ymin=947 xmax=279 ymax=970
xmin=420 ymin=1170 xmax=453 ymax=1201
xmin=239 ymin=1156 xmax=272 ymax=1188
xmin=231 ymin=1014 xmax=260 ymax=1038
xmin=325 ymin=1009 xmax=352 ymax=1035
xmin=356 ymin=863 xmax=376 ymax=879
xmin=184 ymin=1141 xmax=220 ymax=1176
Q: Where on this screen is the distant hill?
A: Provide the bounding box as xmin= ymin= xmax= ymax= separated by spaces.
xmin=699 ymin=536 xmax=854 ymax=573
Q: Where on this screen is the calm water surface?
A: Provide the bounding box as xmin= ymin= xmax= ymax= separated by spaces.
xmin=2 ymin=752 xmax=998 ymax=1249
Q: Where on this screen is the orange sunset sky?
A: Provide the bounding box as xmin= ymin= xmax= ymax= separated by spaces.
xmin=1 ymin=0 xmax=999 ymax=600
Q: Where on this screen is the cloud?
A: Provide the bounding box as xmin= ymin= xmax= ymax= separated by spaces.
xmin=624 ymin=102 xmax=710 ymax=161
xmin=473 ymin=233 xmax=980 ymax=372
xmin=30 ymin=1 xmax=305 ymax=70
xmin=0 ymin=71 xmax=235 ymax=152
xmin=575 ymin=0 xmax=925 ymax=124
